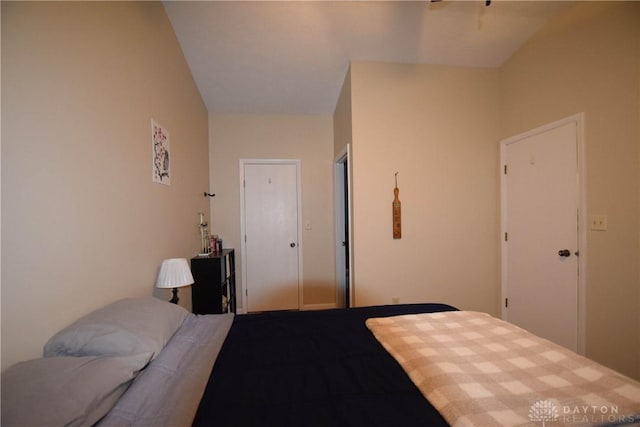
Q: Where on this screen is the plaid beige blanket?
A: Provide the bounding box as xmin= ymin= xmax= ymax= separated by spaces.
xmin=366 ymin=311 xmax=640 ymax=427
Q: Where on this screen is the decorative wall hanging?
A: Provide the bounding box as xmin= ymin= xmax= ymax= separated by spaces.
xmin=392 ymin=172 xmax=401 ymax=239
xmin=151 ymin=119 xmax=170 ymax=185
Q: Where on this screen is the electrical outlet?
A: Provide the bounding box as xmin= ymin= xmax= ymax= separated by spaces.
xmin=304 ymin=220 xmax=312 ymax=230
xmin=590 ymin=214 xmax=607 ymax=231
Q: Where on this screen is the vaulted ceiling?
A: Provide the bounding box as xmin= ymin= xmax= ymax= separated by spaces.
xmin=163 ymin=1 xmax=574 ymax=115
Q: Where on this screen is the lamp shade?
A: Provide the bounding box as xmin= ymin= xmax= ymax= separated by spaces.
xmin=155 ymin=258 xmax=194 ymax=289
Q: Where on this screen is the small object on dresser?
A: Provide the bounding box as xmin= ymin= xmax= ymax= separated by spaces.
xmin=209 ymin=234 xmax=218 ymax=254
xmin=198 ymin=212 xmax=210 ymax=256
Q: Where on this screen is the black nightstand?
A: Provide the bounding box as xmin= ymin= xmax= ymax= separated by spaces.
xmin=190 ymin=249 xmax=236 ymax=314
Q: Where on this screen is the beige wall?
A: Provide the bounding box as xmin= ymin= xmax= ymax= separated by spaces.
xmin=333 ymin=67 xmax=353 ymax=158
xmin=1 ymin=2 xmax=209 ymax=370
xmin=500 ymin=2 xmax=640 ymax=379
xmin=348 ymin=61 xmax=501 ymax=315
xmin=209 ymin=114 xmax=335 ymax=310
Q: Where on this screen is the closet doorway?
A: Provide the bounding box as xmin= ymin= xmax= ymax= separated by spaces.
xmin=334 ymin=145 xmax=353 ymax=308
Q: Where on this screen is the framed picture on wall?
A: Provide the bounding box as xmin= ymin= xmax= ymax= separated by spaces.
xmin=151 ymin=119 xmax=170 ymax=185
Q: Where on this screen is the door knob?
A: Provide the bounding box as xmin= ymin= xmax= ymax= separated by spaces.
xmin=290 ymin=242 xmax=296 ymax=248
xmin=558 ymin=249 xmax=571 ymax=257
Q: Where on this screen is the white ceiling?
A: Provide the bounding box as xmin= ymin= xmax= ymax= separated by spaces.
xmin=163 ymin=1 xmax=574 ymax=115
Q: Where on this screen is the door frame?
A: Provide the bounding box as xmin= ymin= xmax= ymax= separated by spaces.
xmin=500 ymin=113 xmax=587 ymax=355
xmin=334 ymin=144 xmax=354 ymax=308
xmin=239 ymin=158 xmax=303 ymax=314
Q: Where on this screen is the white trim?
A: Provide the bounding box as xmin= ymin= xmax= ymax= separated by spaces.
xmin=500 ymin=113 xmax=586 ymax=355
xmin=576 ymin=114 xmax=587 ymax=356
xmin=239 ymin=158 xmax=303 ymax=312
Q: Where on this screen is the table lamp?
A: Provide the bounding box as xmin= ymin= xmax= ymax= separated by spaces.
xmin=155 ymin=258 xmax=194 ymax=304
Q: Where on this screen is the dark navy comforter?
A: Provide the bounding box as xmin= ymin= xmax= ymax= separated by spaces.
xmin=193 ymin=303 xmax=456 ymax=427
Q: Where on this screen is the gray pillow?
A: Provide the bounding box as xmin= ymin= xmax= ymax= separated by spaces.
xmin=1 ymin=352 xmax=153 ymax=427
xmin=43 ymin=296 xmax=188 ymax=359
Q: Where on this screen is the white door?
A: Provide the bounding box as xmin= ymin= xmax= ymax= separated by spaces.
xmin=501 ymin=115 xmax=585 ymax=353
xmin=242 ymin=161 xmax=301 ymax=312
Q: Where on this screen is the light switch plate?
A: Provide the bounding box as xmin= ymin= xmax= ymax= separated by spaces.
xmin=590 ymin=214 xmax=607 ymax=231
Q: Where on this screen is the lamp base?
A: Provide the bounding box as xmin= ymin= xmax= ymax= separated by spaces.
xmin=169 ymin=287 xmax=179 ymax=304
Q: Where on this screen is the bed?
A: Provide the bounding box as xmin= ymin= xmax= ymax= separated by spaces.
xmin=2 ymin=297 xmax=639 ymax=427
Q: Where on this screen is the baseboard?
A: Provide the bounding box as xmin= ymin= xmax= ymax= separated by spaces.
xmin=236 ymin=302 xmax=337 ymax=314
xmin=301 ymin=303 xmax=337 ymax=311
